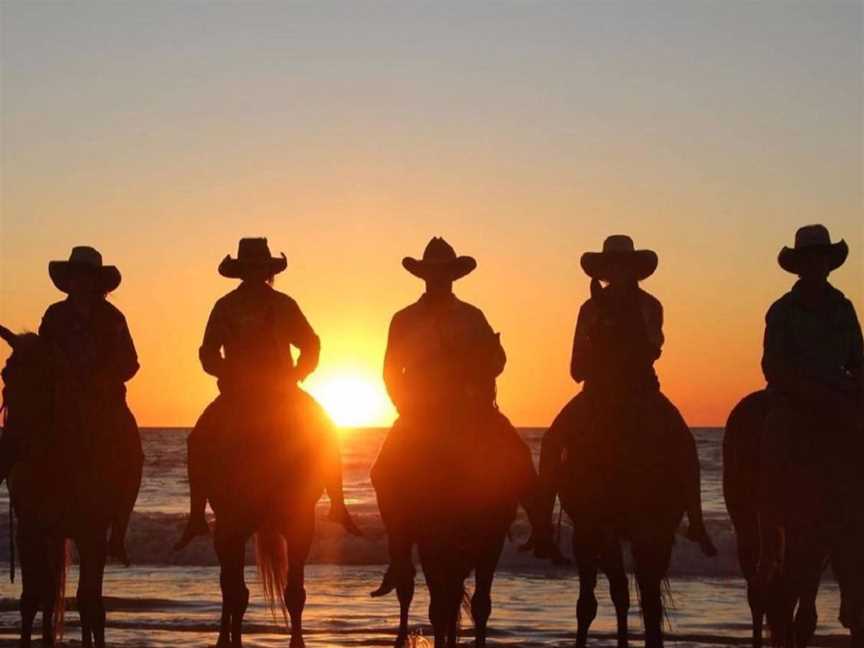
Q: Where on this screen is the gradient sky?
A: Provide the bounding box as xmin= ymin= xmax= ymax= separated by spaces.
xmin=1 ymin=1 xmax=861 ymax=427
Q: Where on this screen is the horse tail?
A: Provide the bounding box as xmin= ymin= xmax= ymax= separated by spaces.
xmin=661 ymin=576 xmax=674 ymax=631
xmin=459 ymin=584 xmax=471 ymax=631
xmin=53 ymin=539 xmax=70 ymax=640
xmin=8 ymin=504 xmax=14 ymax=584
xmin=254 ymin=526 xmax=288 ymax=624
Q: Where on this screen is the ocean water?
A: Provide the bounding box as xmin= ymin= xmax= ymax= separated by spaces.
xmin=0 ymin=428 xmax=845 ymax=646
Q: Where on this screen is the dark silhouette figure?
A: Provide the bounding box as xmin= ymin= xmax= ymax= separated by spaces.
xmin=535 ymin=235 xmax=716 ymax=648
xmin=370 ymin=237 xmax=545 ymax=647
xmin=174 ymin=238 xmax=359 ymax=648
xmin=724 ymin=225 xmax=864 ymax=648
xmin=0 ymin=246 xmax=143 ymax=647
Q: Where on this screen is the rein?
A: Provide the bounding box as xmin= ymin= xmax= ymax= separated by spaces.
xmin=1 ymin=400 xmax=12 ymax=583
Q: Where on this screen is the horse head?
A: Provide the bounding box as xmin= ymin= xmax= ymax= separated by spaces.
xmin=1 ymin=325 xmax=58 ymax=447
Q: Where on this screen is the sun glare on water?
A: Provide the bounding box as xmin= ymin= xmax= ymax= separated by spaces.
xmin=306 ymin=372 xmax=395 ymax=429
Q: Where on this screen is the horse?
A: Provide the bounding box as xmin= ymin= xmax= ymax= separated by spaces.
xmin=550 ymin=278 xmax=711 ymax=648
xmin=0 ymin=324 xmax=141 ymax=648
xmin=377 ymin=408 xmax=528 ymax=648
xmin=189 ymin=388 xmax=334 ymax=648
xmin=724 ymin=389 xmax=864 ymax=648
xmin=555 ymin=391 xmax=697 ymax=648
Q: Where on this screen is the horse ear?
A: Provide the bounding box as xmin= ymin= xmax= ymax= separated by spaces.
xmin=0 ymin=324 xmax=17 ymax=348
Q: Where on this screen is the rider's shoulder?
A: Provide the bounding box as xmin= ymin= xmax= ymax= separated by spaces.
xmin=636 ymin=288 xmax=663 ymax=311
xmin=42 ymin=300 xmax=68 ymax=318
xmin=390 ymin=301 xmax=423 ymax=326
xmin=452 ymin=297 xmax=485 ymax=318
xmin=95 ymin=299 xmax=127 ymax=321
xmin=765 ymin=292 xmax=795 ymax=323
xmin=826 ymin=285 xmax=859 ymax=319
xmin=265 ymin=287 xmax=298 ymax=306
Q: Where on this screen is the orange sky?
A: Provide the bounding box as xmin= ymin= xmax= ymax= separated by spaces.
xmin=1 ymin=2 xmax=861 ymax=427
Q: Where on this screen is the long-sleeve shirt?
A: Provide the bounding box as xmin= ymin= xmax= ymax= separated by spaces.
xmin=570 ymin=286 xmax=664 ymax=385
xmin=762 ymin=281 xmax=863 ymax=389
xmin=383 ymin=294 xmax=505 ymax=413
xmin=199 ymin=282 xmax=320 ymax=392
xmin=39 ymin=298 xmax=139 ymax=397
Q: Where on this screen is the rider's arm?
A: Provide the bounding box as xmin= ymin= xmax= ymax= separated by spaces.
xmin=286 ymin=299 xmax=320 ymax=383
xmin=761 ymin=299 xmax=793 ymax=389
xmin=643 ymin=295 xmax=664 ymax=361
xmin=105 ymin=308 xmax=139 ymax=383
xmin=199 ymin=303 xmax=227 ymax=378
xmin=383 ymin=315 xmax=408 ymax=412
xmin=844 ymin=301 xmax=863 ymax=380
xmin=476 ymin=312 xmax=506 ymax=378
xmin=570 ymin=300 xmax=595 ymax=383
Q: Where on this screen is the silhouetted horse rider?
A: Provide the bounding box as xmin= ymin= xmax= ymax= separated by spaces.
xmin=757 ymin=224 xmax=863 ymax=583
xmin=535 ymin=235 xmax=716 ymax=556
xmin=0 ymin=246 xmax=142 ymax=565
xmin=175 ymin=238 xmax=358 ymax=549
xmin=370 ymin=237 xmax=551 ymax=599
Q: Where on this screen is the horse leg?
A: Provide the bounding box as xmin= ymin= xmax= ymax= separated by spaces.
xmin=215 ymin=530 xmax=248 ymax=648
xmin=395 ymin=571 xmax=415 ymax=647
xmin=18 ymin=535 xmax=39 ymax=648
xmin=572 ymin=529 xmax=601 ymax=648
xmin=632 ymin=536 xmax=674 ymax=648
xmin=599 ymin=535 xmax=630 ymax=648
xmin=39 ymin=536 xmax=66 ymax=647
xmin=284 ymin=510 xmax=314 ymax=648
xmin=747 ymin=578 xmax=765 ymax=648
xmin=793 ymin=562 xmax=823 ymax=648
xmin=76 ymin=532 xmax=107 ymax=648
xmin=81 ymin=532 xmax=108 ymax=648
xmin=471 ymin=535 xmax=504 ymax=648
xmin=446 ymin=576 xmax=463 ymax=648
xmin=423 ymin=562 xmax=449 ymax=648
xmin=285 ymin=559 xmax=307 ymax=648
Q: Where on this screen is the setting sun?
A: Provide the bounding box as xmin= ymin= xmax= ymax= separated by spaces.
xmin=305 ymin=371 xmax=395 ymax=428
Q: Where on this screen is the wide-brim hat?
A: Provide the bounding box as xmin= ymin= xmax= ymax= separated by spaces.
xmin=402 ymin=237 xmax=477 ymax=281
xmin=218 ymin=238 xmax=287 ymax=279
xmin=48 ymin=246 xmax=121 ymax=294
xmin=580 ymin=235 xmax=658 ymax=281
xmin=778 ymin=224 xmax=848 ymax=275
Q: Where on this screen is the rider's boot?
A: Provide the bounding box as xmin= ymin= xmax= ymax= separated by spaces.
xmin=678 ymin=420 xmax=718 ymax=557
xmin=327 ymin=471 xmax=363 ymax=536
xmin=109 ymin=514 xmax=132 ymax=566
xmin=371 ymin=531 xmax=414 ymax=598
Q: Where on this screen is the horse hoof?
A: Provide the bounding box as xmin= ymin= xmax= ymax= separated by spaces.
xmin=289 ymin=637 xmax=306 ymax=648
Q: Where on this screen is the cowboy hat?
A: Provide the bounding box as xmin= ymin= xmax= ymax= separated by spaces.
xmin=402 ymin=237 xmax=477 ymax=281
xmin=580 ymin=235 xmax=658 ymax=281
xmin=48 ymin=246 xmax=121 ymax=294
xmin=778 ymin=224 xmax=848 ymax=275
xmin=218 ymin=238 xmax=287 ymax=279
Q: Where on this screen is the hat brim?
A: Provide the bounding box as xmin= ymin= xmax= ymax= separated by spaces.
xmin=218 ymin=253 xmax=288 ymax=279
xmin=49 ymin=261 xmax=121 ymax=294
xmin=778 ymin=240 xmax=848 ymax=274
xmin=580 ymin=250 xmax=658 ymax=281
xmin=402 ymin=256 xmax=477 ymax=281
